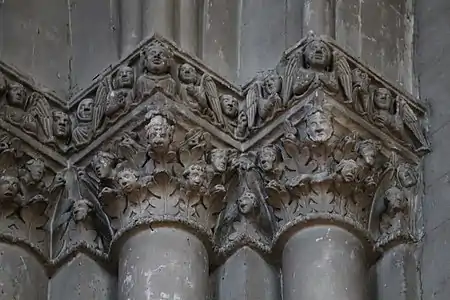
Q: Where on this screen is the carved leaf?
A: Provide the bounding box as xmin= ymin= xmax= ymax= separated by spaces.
xmin=268 ymin=188 xmax=297 ymax=224
xmin=147 ymin=171 xmax=179 ymax=216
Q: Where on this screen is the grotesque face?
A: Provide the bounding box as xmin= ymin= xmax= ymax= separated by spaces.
xmin=145 ymin=115 xmax=173 ymax=154
xmin=358 ymin=141 xmax=379 ymax=166
xmin=52 ymin=110 xmax=71 ymax=139
xmin=73 ymin=199 xmax=91 ymax=222
xmin=398 ymin=164 xmax=417 ymax=188
xmin=385 ymin=187 xmax=404 ymax=210
xmin=374 ymin=88 xmax=393 ymax=110
xmin=220 ymin=95 xmax=239 ymax=118
xmin=210 ymin=149 xmax=228 ymax=173
xmin=352 ymin=69 xmax=369 ymax=89
xmin=238 ymin=190 xmax=256 ymax=215
xmin=306 ymin=111 xmax=333 ymax=143
xmin=92 ymin=152 xmax=115 ymax=179
xmin=116 ymin=66 xmax=134 ymax=89
xmin=259 ymin=146 xmax=277 ymax=172
xmin=184 ymin=164 xmax=206 ymax=191
xmin=339 ymin=159 xmax=358 ymax=182
xmin=179 ymin=63 xmax=197 ymax=85
xmin=117 ymin=169 xmax=139 ymax=194
xmin=7 ymin=83 xmax=27 ymax=108
xmin=145 ymin=44 xmax=171 ymax=74
xmin=0 ymin=175 xmax=19 ymax=200
xmin=26 ymin=159 xmax=45 ymax=182
xmin=263 ymin=73 xmax=281 ymax=95
xmin=304 ymin=40 xmax=331 ymax=69
xmin=77 ymin=98 xmax=94 ymax=121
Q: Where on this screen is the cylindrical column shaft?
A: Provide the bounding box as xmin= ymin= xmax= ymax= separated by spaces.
xmin=282 ymin=225 xmax=368 ymax=300
xmin=142 ymin=0 xmax=175 ymax=39
xmin=118 ymin=227 xmax=208 ymax=300
xmin=119 ymin=0 xmax=142 ymax=57
xmin=175 ymin=0 xmax=200 ymax=55
xmin=303 ymin=0 xmax=335 ymax=37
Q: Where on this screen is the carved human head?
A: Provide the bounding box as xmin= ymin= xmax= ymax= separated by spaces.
xmin=304 ymin=39 xmax=332 ymax=70
xmin=145 ymin=112 xmax=174 ymax=154
xmin=306 ymin=110 xmax=333 ymax=143
xmin=77 ymin=98 xmax=94 ymax=122
xmin=397 ymin=163 xmax=417 ymax=188
xmin=238 ymin=189 xmax=257 ymax=215
xmin=179 ymin=63 xmax=198 ymax=85
xmin=92 ymin=151 xmax=117 ymax=179
xmin=373 ymin=88 xmax=393 ymax=111
xmin=143 ymin=42 xmax=172 ymax=75
xmin=337 ymin=159 xmax=359 ymax=182
xmin=220 ymin=95 xmax=239 ymax=118
xmin=183 ymin=164 xmax=207 ymax=192
xmin=6 ymin=82 xmax=27 ymax=108
xmin=262 ymin=71 xmax=281 ymax=95
xmin=385 ymin=186 xmax=405 ymax=211
xmin=116 ymin=168 xmax=140 ymax=194
xmin=72 ymin=199 xmax=92 ymax=222
xmin=209 ymin=149 xmax=229 ymax=173
xmin=25 ymin=159 xmax=45 ymax=182
xmin=352 ymin=69 xmax=370 ymax=89
xmin=0 ymin=72 xmax=7 ymax=97
xmin=0 ymin=175 xmax=19 ymax=201
xmin=115 ymin=66 xmax=134 ymax=89
xmin=258 ymin=145 xmax=280 ymax=172
xmin=52 ymin=110 xmax=71 ymax=139
xmin=356 ymin=139 xmax=381 ymax=166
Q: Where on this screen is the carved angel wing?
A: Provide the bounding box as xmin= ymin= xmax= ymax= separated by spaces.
xmin=202 ymin=74 xmax=225 ymax=126
xmin=333 ymin=51 xmax=352 ymax=103
xmin=93 ymin=76 xmax=110 ymax=134
xmin=26 ymin=92 xmax=53 ymax=141
xmin=245 ymin=81 xmax=261 ymax=130
xmin=281 ymin=53 xmax=301 ymax=105
xmin=398 ymin=97 xmax=428 ymax=150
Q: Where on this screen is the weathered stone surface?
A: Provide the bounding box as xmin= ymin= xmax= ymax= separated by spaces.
xmin=49 ymin=253 xmax=115 ymax=300
xmin=142 ymin=0 xmax=175 ymax=40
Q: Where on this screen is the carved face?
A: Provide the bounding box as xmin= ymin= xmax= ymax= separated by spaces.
xmin=145 ymin=44 xmax=171 ymax=75
xmin=352 ymin=69 xmax=369 ymax=89
xmin=385 ymin=187 xmax=404 ymax=211
xmin=7 ymin=83 xmax=27 ymax=108
xmin=339 ymin=159 xmax=358 ymax=182
xmin=26 ymin=159 xmax=45 ymax=182
xmin=238 ymin=190 xmax=256 ymax=215
xmin=374 ymin=88 xmax=393 ymax=111
xmin=0 ymin=73 xmax=6 ymax=96
xmin=179 ymin=63 xmax=197 ymax=85
xmin=0 ymin=175 xmax=19 ymax=200
xmin=237 ymin=111 xmax=248 ymax=127
xmin=359 ymin=141 xmax=378 ymax=166
xmin=116 ymin=66 xmax=134 ymax=89
xmin=259 ymin=146 xmax=277 ymax=172
xmin=77 ymin=98 xmax=94 ymax=121
xmin=221 ymin=95 xmax=239 ymax=118
xmin=184 ymin=164 xmax=206 ymax=191
xmin=92 ymin=152 xmax=115 ymax=179
xmin=52 ymin=110 xmax=71 ymax=139
xmin=304 ymin=40 xmax=331 ymax=69
xmin=263 ymin=74 xmax=281 ymax=95
xmin=210 ymin=149 xmax=228 ymax=173
xmin=398 ymin=164 xmax=417 ymax=188
xmin=145 ymin=115 xmax=173 ymax=154
xmin=73 ymin=199 xmax=91 ymax=222
xmin=117 ymin=169 xmax=139 ymax=194
xmin=306 ymin=111 xmax=333 ymax=143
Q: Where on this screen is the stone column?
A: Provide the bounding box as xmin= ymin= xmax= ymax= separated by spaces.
xmin=303 ymin=0 xmax=335 ymax=37
xmin=118 ymin=227 xmax=209 ymax=300
xmin=282 ymin=225 xmax=369 ymax=300
xmin=119 ymin=0 xmax=142 ymax=57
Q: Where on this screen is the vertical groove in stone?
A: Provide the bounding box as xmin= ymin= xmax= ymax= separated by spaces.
xmin=173 ymin=0 xmax=199 ymax=56
xmin=119 ymin=0 xmax=142 ymax=57
xmin=142 ymin=0 xmax=175 ymax=40
xmin=302 ymin=0 xmax=335 ymax=37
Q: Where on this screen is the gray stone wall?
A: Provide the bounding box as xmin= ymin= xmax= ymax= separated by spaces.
xmin=415 ymin=0 xmax=450 ymax=299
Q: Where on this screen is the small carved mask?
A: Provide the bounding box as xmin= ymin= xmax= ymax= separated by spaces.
xmin=92 ymin=152 xmax=115 ymax=179
xmin=306 ymin=111 xmax=333 ymax=143
xmin=0 ymin=175 xmax=19 ymax=200
xmin=77 ymin=98 xmax=94 ymax=122
xmin=263 ymin=74 xmax=281 ymax=95
xmin=52 ymin=110 xmax=71 ymax=139
xmin=385 ymin=186 xmax=405 ymax=211
xmin=238 ymin=190 xmax=256 ymax=215
xmin=220 ymin=95 xmax=239 ymax=118
xmin=259 ymin=146 xmax=277 ymax=172
xmin=358 ymin=141 xmax=379 ymax=166
xmin=398 ymin=164 xmax=417 ymax=188
xmin=73 ymin=199 xmax=91 ymax=222
xmin=210 ymin=149 xmax=228 ymax=173
xmin=115 ymin=66 xmax=134 ymax=89
xmin=179 ymin=63 xmax=197 ymax=85
xmin=373 ymin=88 xmax=393 ymax=111
xmin=26 ymin=159 xmax=45 ymax=182
xmin=352 ymin=69 xmax=369 ymax=89
xmin=145 ymin=44 xmax=171 ymax=74
xmin=117 ymin=169 xmax=139 ymax=194
xmin=184 ymin=164 xmax=207 ymax=191
xmin=338 ymin=159 xmax=358 ymax=182
xmin=304 ymin=40 xmax=331 ymax=69
xmin=145 ymin=115 xmax=173 ymax=154
xmin=7 ymin=83 xmax=27 ymax=108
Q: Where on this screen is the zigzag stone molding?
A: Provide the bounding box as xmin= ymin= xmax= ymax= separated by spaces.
xmin=0 ymin=32 xmax=428 ymax=265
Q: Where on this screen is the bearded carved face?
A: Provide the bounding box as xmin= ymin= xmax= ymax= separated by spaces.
xmin=115 ymin=66 xmax=134 ymax=89
xmin=117 ymin=169 xmax=139 ymax=194
xmin=398 ymin=164 xmax=417 ymax=188
xmin=304 ymin=40 xmax=331 ymax=69
xmin=238 ymin=190 xmax=256 ymax=215
xmin=263 ymin=74 xmax=281 ymax=95
xmin=259 ymin=146 xmax=277 ymax=172
xmin=145 ymin=115 xmax=173 ymax=154
xmin=144 ymin=44 xmax=171 ymax=75
xmin=77 ymin=98 xmax=94 ymax=122
xmin=306 ymin=111 xmax=333 ymax=143
xmin=52 ymin=110 xmax=71 ymax=139
xmin=92 ymin=152 xmax=115 ymax=179
xmin=373 ymin=88 xmax=393 ymax=111
xmin=210 ymin=149 xmax=228 ymax=173
xmin=221 ymin=95 xmax=239 ymax=118
xmin=179 ymin=63 xmax=197 ymax=85
xmin=0 ymin=175 xmax=19 ymax=200
xmin=7 ymin=83 xmax=27 ymax=108
xmin=184 ymin=164 xmax=207 ymax=191
xmin=26 ymin=159 xmax=45 ymax=182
